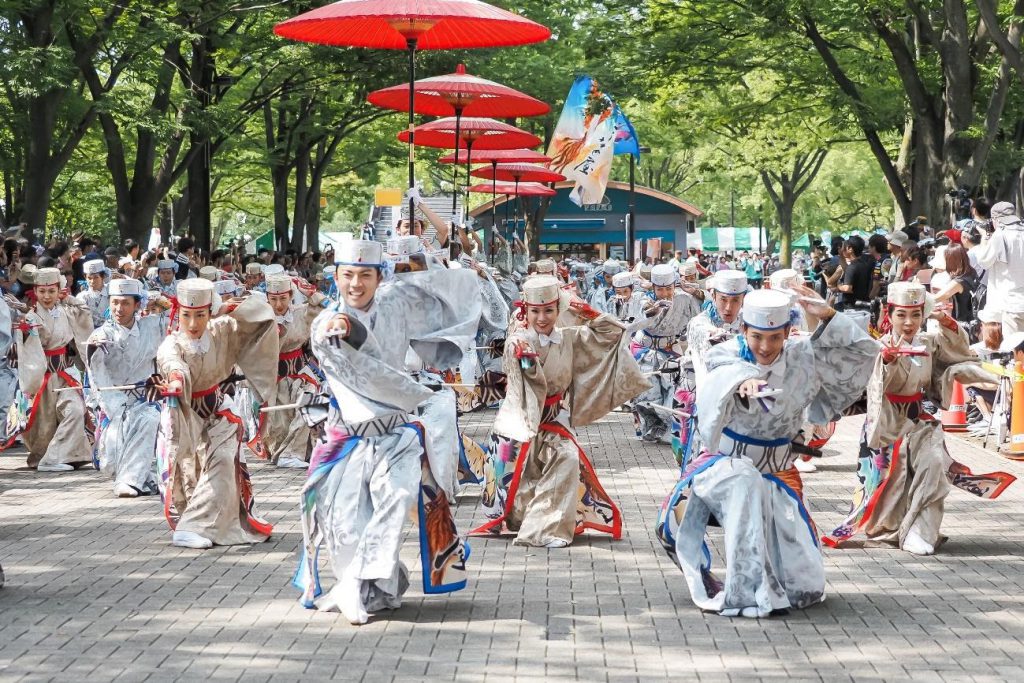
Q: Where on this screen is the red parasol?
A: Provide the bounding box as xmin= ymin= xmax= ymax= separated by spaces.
xmin=369 ymin=64 xmax=548 ymax=214
xmin=438 ymin=148 xmax=551 ymax=165
xmin=470 ymin=162 xmax=566 ymax=184
xmin=468 ymin=182 xmax=556 ymax=196
xmin=400 ymin=117 xmax=540 ymax=223
xmin=274 ymin=0 xmax=549 ymax=222
xmin=468 ymin=181 xmax=555 ymax=237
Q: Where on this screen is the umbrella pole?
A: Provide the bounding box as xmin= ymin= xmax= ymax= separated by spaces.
xmin=406 ymin=38 xmax=418 ymax=230
xmin=491 ymin=160 xmax=498 ymax=237
xmin=504 ymin=191 xmax=510 ymax=237
xmin=452 ymin=107 xmax=463 ymax=219
xmin=464 ymin=139 xmax=475 ymax=227
xmin=514 ymin=178 xmax=521 ymax=241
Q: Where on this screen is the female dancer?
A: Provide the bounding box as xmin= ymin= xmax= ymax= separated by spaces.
xmin=473 ymin=275 xmax=650 ymax=548
xmin=824 ymin=282 xmax=1015 ymax=555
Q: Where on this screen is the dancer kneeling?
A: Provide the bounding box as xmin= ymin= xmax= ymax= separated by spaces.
xmin=472 ymin=275 xmax=650 ymax=548
xmin=156 ymin=279 xmax=279 ymax=549
xmin=823 ymin=282 xmax=1016 ymax=555
xmin=658 ymin=287 xmax=878 ymax=617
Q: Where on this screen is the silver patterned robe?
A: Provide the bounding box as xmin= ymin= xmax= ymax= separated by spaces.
xmin=658 ymin=312 xmax=879 ymax=617
xmin=294 ymin=268 xmax=479 ymax=616
xmin=88 ymin=315 xmax=163 ymax=494
xmin=76 ymin=286 xmax=109 ymax=328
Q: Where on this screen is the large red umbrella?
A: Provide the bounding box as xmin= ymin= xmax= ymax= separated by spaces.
xmin=471 ymin=162 xmax=566 ymax=184
xmin=468 ymin=181 xmax=555 ymax=238
xmin=400 ymin=117 xmax=541 ymax=223
xmin=369 ymin=64 xmax=549 ymax=214
xmin=438 ymin=148 xmax=552 ymax=165
xmin=274 ymin=0 xmax=549 ymax=225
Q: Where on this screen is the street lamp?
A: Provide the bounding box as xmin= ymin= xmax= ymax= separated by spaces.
xmin=627 ymin=145 xmax=652 ymax=263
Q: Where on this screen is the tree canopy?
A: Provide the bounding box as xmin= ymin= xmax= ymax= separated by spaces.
xmin=2 ymin=0 xmax=1023 ymax=262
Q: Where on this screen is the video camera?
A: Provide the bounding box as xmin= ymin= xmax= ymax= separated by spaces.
xmin=947 ymin=188 xmax=973 ymax=222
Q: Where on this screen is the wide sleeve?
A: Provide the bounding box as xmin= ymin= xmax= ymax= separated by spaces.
xmin=61 ymin=297 xmax=98 ymax=356
xmin=804 ymin=312 xmax=882 ymax=424
xmin=926 ymin=322 xmax=998 ymax=407
xmin=209 ymin=296 xmax=280 ymax=404
xmin=564 ymin=313 xmax=652 ymax=428
xmin=491 ymin=332 xmax=546 ymax=442
xmin=310 ymin=307 xmax=434 ymax=422
xmin=379 ymin=269 xmax=482 ymax=370
xmin=694 ymin=343 xmax=761 ymax=454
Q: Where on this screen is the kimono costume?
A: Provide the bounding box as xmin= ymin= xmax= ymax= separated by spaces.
xmin=264 ymin=293 xmax=326 ymax=465
xmin=473 ymin=312 xmax=650 ymax=547
xmin=294 ymin=268 xmax=478 ymax=616
xmin=156 ymin=296 xmax=279 ymax=545
xmin=658 ymin=311 xmax=878 ymax=617
xmin=631 ymin=290 xmax=700 ymax=443
xmin=0 ymin=298 xmax=18 ymax=438
xmin=76 ymin=286 xmax=109 ymax=328
xmin=824 ymin=320 xmax=1015 ymax=551
xmin=15 ymin=297 xmax=94 ymax=468
xmin=88 ymin=316 xmax=163 ymax=494
xmin=673 ymin=306 xmax=743 ymax=469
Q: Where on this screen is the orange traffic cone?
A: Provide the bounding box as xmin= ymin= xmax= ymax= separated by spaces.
xmin=941 ymin=380 xmax=968 ymax=433
xmin=1003 ymin=366 xmax=1024 ymax=459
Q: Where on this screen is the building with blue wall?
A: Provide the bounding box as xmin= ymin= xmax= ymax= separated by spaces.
xmin=469 ymin=180 xmax=703 ymax=260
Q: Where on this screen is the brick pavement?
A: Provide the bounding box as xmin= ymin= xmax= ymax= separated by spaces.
xmin=2 ymin=413 xmax=1024 ymax=682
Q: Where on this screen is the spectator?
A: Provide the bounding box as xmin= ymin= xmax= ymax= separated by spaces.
xmin=867 ymin=234 xmax=890 ymax=298
xmin=972 ymin=197 xmax=993 ymax=234
xmin=667 ymin=250 xmax=682 ymax=269
xmin=836 ymin=235 xmax=873 ymax=309
xmin=975 ymin=201 xmax=1024 ymax=334
xmin=884 ymin=230 xmax=909 ymax=282
xmin=932 ymin=244 xmax=977 ymax=323
xmin=900 ymin=248 xmax=928 ymax=282
xmin=745 ymin=253 xmax=764 ymax=289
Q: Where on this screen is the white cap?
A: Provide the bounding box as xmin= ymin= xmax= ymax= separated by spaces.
xmin=157 ymin=259 xmax=177 ymax=272
xmin=679 ymin=261 xmax=697 ymax=278
xmin=262 ymin=264 xmax=285 ymax=277
xmin=245 ymin=262 xmax=263 ymax=276
xmin=322 ymin=265 xmax=334 ymax=280
xmin=213 ymin=279 xmax=238 ymax=297
xmin=535 ymin=258 xmax=556 ymax=275
xmin=611 ymin=272 xmax=634 ymax=288
xmin=929 ymin=245 xmax=947 ymax=270
xmin=768 ymin=268 xmax=801 ymax=290
xmin=710 ymin=270 xmax=749 ymax=296
xmin=602 ymin=259 xmax=623 ymax=276
xmin=650 ymin=264 xmax=678 ymax=287
xmin=83 ymin=259 xmax=107 ymax=276
xmin=1000 ymin=331 xmax=1024 ymax=353
xmin=199 ymin=266 xmax=219 ymax=281
xmin=176 ymin=278 xmax=215 ymax=309
xmin=387 ymin=236 xmax=422 ymax=263
xmin=336 ymin=239 xmax=384 ymax=267
xmin=34 ymin=267 xmax=61 ymax=286
xmin=265 ymin=274 xmax=292 ymax=295
xmin=887 ymin=281 xmax=927 ymax=308
xmin=109 ymin=279 xmax=143 ymax=298
xmin=978 ymin=308 xmax=1002 ymax=324
xmin=741 ymin=289 xmax=793 ymax=330
xmin=118 ymin=256 xmax=133 ymax=268
xmin=521 ymin=275 xmax=568 ymax=312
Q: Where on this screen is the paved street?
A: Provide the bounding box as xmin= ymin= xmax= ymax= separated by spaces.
xmin=2 ymin=412 xmax=1024 ymax=682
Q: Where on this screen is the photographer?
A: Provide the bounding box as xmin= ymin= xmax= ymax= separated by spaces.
xmin=972 ymin=197 xmax=993 ymax=234
xmin=974 ymin=201 xmax=1024 ymax=334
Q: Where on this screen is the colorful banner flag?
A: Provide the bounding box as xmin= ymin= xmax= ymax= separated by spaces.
xmin=613 ymin=105 xmax=640 ymax=160
xmin=547 ymin=76 xmax=618 ymax=207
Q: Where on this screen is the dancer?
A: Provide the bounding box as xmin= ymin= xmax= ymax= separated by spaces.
xmin=14 ymin=267 xmax=94 ymax=471
xmin=824 ymin=282 xmax=1015 ymax=555
xmin=293 ymin=240 xmax=475 ymax=623
xmin=87 ymin=279 xmax=163 ymax=497
xmin=632 ymin=264 xmax=701 ymax=443
xmin=77 ymin=259 xmax=110 ymax=328
xmin=156 ymin=279 xmax=279 ymax=549
xmin=607 ymin=271 xmax=650 ymax=329
xmin=658 ymin=287 xmax=878 ymax=617
xmin=151 ymin=259 xmax=178 ymax=297
xmin=472 ymin=275 xmax=650 ymax=548
xmin=263 ymin=274 xmax=326 ymax=468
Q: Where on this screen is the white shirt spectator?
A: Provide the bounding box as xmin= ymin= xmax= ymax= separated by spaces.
xmin=975 ymin=202 xmax=1024 ymax=314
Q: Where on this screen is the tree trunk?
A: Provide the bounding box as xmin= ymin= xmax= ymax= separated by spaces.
xmin=290 ymin=146 xmax=310 ymax=252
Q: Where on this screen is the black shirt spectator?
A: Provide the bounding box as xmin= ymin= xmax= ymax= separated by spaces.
xmin=838 ymin=236 xmax=873 ymax=307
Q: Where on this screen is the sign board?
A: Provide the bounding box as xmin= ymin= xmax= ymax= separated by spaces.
xmin=645 ymin=238 xmax=662 ymax=259
xmin=609 ymin=245 xmax=626 ymax=260
xmin=374 ymin=187 xmax=402 ymax=206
